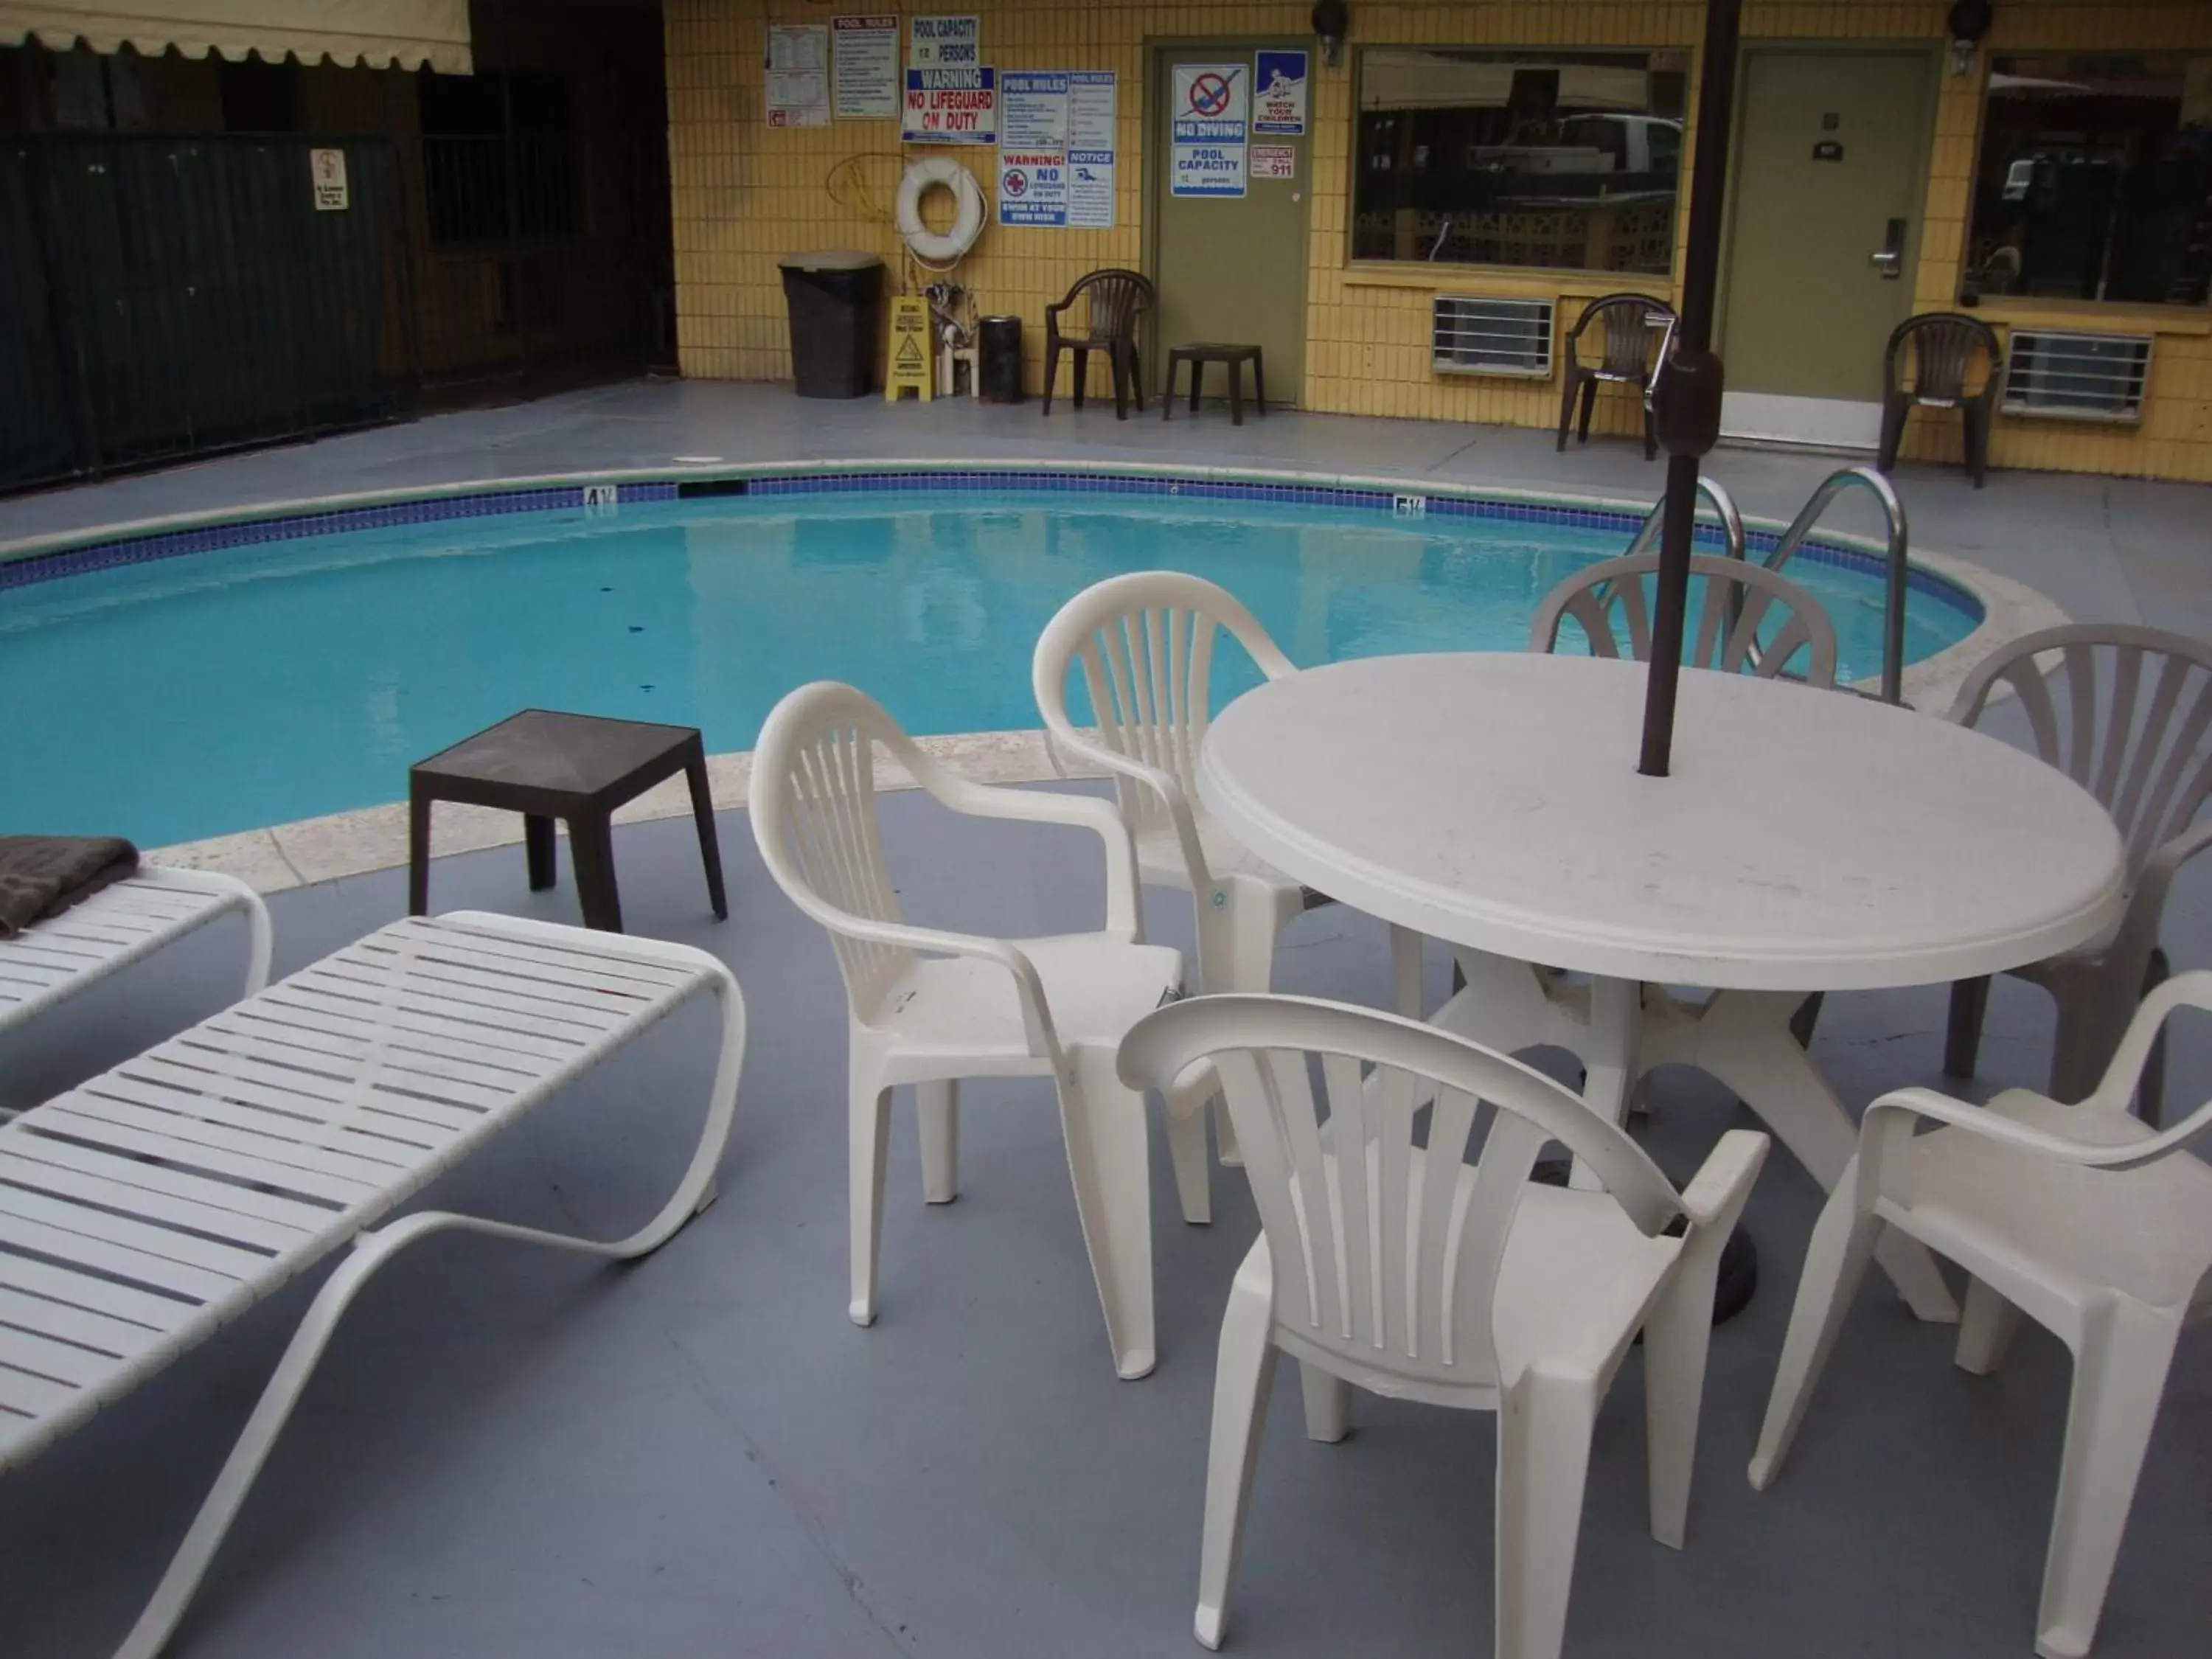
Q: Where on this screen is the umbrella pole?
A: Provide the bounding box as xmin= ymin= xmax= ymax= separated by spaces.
xmin=1640 ymin=0 xmax=1744 ymax=778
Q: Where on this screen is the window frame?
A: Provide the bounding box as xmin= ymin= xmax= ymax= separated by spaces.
xmin=1958 ymin=49 xmax=2212 ymax=312
xmin=1344 ymin=43 xmax=1688 ymax=282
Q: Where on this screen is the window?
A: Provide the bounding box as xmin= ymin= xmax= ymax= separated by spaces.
xmin=1352 ymin=49 xmax=1687 ymax=272
xmin=1964 ymin=55 xmax=2212 ymax=307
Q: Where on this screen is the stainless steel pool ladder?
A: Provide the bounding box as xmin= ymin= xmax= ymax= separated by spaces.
xmin=1621 ymin=474 xmax=1746 ymax=565
xmin=1761 ymin=465 xmax=1911 ymax=706
xmin=1621 ymin=466 xmax=1912 ymax=706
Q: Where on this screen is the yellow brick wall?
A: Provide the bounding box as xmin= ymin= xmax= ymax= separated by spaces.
xmin=664 ymin=0 xmax=2212 ymax=481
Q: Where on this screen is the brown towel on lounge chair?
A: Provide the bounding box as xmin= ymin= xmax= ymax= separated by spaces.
xmin=0 ymin=836 xmax=140 ymax=937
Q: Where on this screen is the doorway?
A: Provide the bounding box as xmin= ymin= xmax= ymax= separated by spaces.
xmin=1146 ymin=40 xmax=1313 ymax=408
xmin=1717 ymin=46 xmax=1937 ymax=448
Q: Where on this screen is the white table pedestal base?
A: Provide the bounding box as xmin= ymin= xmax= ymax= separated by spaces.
xmin=1434 ymin=949 xmax=1960 ymax=1324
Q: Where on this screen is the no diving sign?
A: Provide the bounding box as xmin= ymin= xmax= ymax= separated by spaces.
xmin=1170 ymin=62 xmax=1246 ymax=198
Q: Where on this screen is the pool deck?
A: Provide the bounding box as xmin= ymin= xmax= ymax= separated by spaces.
xmin=11 ymin=378 xmax=2190 ymax=893
xmin=2 ymin=386 xmax=2210 ymax=1659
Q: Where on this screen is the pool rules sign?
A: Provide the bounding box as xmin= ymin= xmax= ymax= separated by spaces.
xmin=1171 ymin=63 xmax=1246 ymax=197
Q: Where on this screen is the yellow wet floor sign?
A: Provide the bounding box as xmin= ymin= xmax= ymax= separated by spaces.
xmin=886 ymin=295 xmax=933 ymax=402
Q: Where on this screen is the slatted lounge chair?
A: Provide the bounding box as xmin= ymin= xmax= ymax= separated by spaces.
xmin=0 ymin=910 xmax=746 ymax=1659
xmin=0 ymin=866 xmax=274 ymax=1070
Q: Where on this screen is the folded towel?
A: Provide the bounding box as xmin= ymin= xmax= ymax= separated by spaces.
xmin=0 ymin=836 xmax=140 ymax=937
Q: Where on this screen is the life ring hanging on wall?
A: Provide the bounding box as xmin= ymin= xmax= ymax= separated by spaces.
xmin=896 ymin=157 xmax=986 ymax=265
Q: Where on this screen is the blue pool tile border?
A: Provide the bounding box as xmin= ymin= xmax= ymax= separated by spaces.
xmin=0 ymin=468 xmax=1983 ymax=624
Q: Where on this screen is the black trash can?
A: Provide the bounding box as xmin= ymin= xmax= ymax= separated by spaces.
xmin=978 ymin=315 xmax=1024 ymax=404
xmin=779 ymin=251 xmax=886 ymax=398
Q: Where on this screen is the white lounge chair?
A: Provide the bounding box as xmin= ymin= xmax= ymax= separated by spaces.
xmin=1032 ymin=570 xmax=1425 ymax=1168
xmin=0 ymin=866 xmax=273 ymax=1080
xmin=748 ymin=679 xmax=1194 ymax=1380
xmin=1118 ymin=994 xmax=1767 ymax=1659
xmin=0 ymin=910 xmax=745 ymax=1659
xmin=1750 ymin=972 xmax=2212 ymax=1659
xmin=1529 ymin=550 xmax=1840 ymax=686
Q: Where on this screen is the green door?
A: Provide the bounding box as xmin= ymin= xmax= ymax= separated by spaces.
xmin=1718 ymin=49 xmax=1935 ymax=445
xmin=1148 ymin=40 xmax=1313 ymax=408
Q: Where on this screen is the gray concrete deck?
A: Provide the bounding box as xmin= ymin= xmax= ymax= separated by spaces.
xmin=1 ymin=793 xmax=2208 ymax=1659
xmin=1 ymin=386 xmax=2209 ymax=1658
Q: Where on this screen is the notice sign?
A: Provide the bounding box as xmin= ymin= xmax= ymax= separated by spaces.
xmin=1253 ymin=49 xmax=1308 ymax=136
xmin=904 ymin=66 xmax=996 ymax=143
xmin=908 ymin=15 xmax=979 ymax=70
xmin=1251 ymin=143 xmax=1295 ymax=181
xmin=309 ymin=147 xmax=349 ymax=210
xmin=1171 ymin=62 xmax=1247 ymax=197
xmin=1065 ymin=70 xmax=1116 ymax=229
xmin=832 ymin=15 xmax=899 ymax=119
xmin=767 ymin=23 xmax=830 ymax=128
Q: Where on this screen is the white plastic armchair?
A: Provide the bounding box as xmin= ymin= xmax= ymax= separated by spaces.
xmin=749 ymin=681 xmax=1198 ymax=1380
xmin=1750 ymin=971 xmax=2212 ymax=1659
xmin=1529 ymin=551 xmax=1840 ymax=687
xmin=1119 ymin=994 xmax=1769 ymax=1659
xmin=1944 ymin=625 xmax=2212 ymax=1124
xmin=1032 ymin=571 xmax=1425 ymax=1166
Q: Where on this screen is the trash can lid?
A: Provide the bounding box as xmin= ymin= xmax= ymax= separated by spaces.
xmin=779 ymin=249 xmax=884 ymax=271
xmin=980 ymin=314 xmax=1022 ymax=324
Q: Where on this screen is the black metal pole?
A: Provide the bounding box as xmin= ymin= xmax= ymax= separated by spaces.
xmin=1639 ymin=0 xmax=1743 ymax=776
xmin=492 ymin=0 xmax=529 ymax=386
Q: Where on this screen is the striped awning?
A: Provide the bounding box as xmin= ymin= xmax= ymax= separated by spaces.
xmin=0 ymin=1 xmax=471 ymax=72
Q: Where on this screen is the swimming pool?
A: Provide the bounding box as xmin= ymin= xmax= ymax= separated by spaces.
xmin=0 ymin=478 xmax=1982 ymax=849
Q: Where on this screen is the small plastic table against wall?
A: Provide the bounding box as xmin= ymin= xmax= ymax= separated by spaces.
xmin=1197 ymin=653 xmax=2128 ymax=1321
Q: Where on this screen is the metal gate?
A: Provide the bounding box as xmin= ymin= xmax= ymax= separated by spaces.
xmin=1 ymin=128 xmax=671 ymax=495
xmin=2 ymin=133 xmax=405 ymax=491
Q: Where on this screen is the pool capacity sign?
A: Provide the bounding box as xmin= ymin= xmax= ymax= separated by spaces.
xmin=903 ymin=15 xmax=993 ymax=144
xmin=1171 ymin=63 xmax=1247 ymax=197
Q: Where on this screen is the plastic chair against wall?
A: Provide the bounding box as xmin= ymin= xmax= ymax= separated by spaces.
xmin=1529 ymin=551 xmax=1840 ymax=688
xmin=1119 ymin=995 xmax=1767 ymax=1658
xmin=1943 ymin=625 xmax=2212 ymax=1127
xmin=1750 ymin=972 xmax=2212 ymax=1659
xmin=1033 ymin=571 xmax=1426 ymax=1169
xmin=1042 ymin=268 xmax=1155 ymax=420
xmin=748 ymin=681 xmax=1203 ymax=1380
xmin=1877 ymin=312 xmax=2004 ymax=487
xmin=1555 ymin=293 xmax=1677 ymax=461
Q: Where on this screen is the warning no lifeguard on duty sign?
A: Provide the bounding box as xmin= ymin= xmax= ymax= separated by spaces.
xmin=1170 ymin=63 xmax=1247 ymax=197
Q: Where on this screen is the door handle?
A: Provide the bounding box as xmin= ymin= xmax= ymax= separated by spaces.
xmin=1870 ymin=216 xmax=1907 ymax=279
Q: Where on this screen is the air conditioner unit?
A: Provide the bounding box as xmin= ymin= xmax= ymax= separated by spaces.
xmin=1432 ymin=295 xmax=1556 ymax=378
xmin=2000 ymin=329 xmax=2151 ymax=423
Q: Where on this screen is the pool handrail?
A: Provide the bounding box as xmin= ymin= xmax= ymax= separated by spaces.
xmin=1761 ymin=466 xmax=1911 ymax=706
xmin=1621 ymin=475 xmax=1745 ymax=565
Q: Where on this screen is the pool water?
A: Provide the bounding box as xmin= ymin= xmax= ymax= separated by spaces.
xmin=0 ymin=491 xmax=1979 ymax=847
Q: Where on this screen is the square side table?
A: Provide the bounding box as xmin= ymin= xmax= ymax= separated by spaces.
xmin=408 ymin=709 xmax=727 ymax=933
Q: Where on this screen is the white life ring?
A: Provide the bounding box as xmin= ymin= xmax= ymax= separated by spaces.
xmin=896 ymin=157 xmax=985 ymax=265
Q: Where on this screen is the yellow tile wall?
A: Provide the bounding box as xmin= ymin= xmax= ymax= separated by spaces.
xmin=666 ymin=0 xmax=2212 ymax=481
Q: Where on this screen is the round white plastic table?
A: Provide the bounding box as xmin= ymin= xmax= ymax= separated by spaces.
xmin=1197 ymin=652 xmax=2129 ymax=1322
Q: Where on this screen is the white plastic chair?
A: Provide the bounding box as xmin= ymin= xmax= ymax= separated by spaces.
xmin=1529 ymin=551 xmax=1840 ymax=687
xmin=1118 ymin=994 xmax=1770 ymax=1658
xmin=1033 ymin=571 xmax=1424 ymax=1166
xmin=1749 ymin=972 xmax=2212 ymax=1659
xmin=1943 ymin=625 xmax=2212 ymax=1124
xmin=749 ymin=681 xmax=1199 ymax=1380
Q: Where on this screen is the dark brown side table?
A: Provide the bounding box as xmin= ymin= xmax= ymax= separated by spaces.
xmin=408 ymin=709 xmax=728 ymax=933
xmin=1163 ymin=342 xmax=1266 ymax=426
